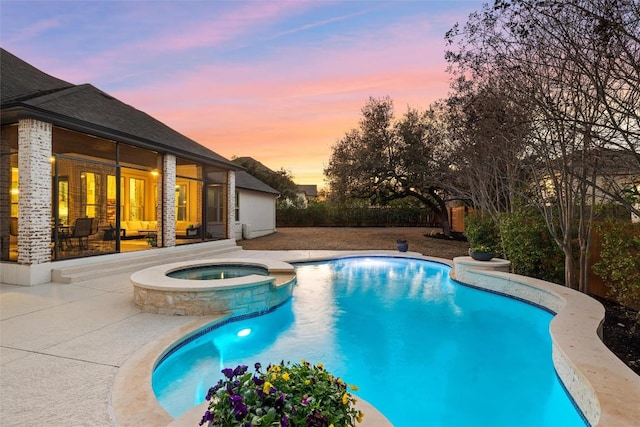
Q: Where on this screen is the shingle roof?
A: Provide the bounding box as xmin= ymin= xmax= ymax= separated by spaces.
xmin=296 ymin=184 xmax=318 ymax=197
xmin=0 ymin=50 xmax=73 ymax=102
xmin=236 ymin=170 xmax=280 ymax=195
xmin=1 ymin=48 xmax=236 ymax=169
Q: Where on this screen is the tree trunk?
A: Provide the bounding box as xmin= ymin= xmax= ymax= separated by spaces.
xmin=564 ymin=248 xmax=577 ymax=290
xmin=440 ymin=210 xmax=452 ymax=237
xmin=435 ymin=205 xmax=451 ymax=237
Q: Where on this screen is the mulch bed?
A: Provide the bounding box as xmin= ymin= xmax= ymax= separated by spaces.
xmin=592 ymin=296 xmax=640 ymax=375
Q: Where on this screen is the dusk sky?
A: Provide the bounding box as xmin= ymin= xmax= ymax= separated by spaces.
xmin=1 ymin=0 xmax=485 ymax=188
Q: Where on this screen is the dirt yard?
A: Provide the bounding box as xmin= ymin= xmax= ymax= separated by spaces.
xmin=238 ymin=226 xmax=470 ymax=259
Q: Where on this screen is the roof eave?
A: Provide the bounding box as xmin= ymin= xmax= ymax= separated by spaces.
xmin=0 ymin=104 xmax=237 ymax=170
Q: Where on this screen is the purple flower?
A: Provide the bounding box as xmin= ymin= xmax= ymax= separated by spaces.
xmin=234 ymin=365 xmax=248 ymax=376
xmin=280 ymin=414 xmax=289 ymax=427
xmin=229 ymin=394 xmax=244 ymax=404
xmin=306 ymin=409 xmax=328 ymax=427
xmin=254 ymin=362 xmax=262 ymax=372
xmin=274 ymin=392 xmax=286 ymax=412
xmin=199 ymin=409 xmax=214 ymax=426
xmin=252 ymin=376 xmax=265 ymax=386
xmin=234 ymin=401 xmax=248 ymax=420
xmin=221 ymin=368 xmax=234 ymax=379
xmin=301 ymin=395 xmax=309 ymax=406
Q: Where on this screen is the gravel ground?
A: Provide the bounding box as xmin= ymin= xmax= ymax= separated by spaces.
xmin=239 ymin=226 xmax=639 ymax=376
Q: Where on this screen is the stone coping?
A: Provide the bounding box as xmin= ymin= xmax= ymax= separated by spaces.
xmin=452 ymin=256 xmax=640 ymax=427
xmin=112 ymin=253 xmax=639 ymax=426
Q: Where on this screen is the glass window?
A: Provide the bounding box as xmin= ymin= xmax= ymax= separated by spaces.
xmin=107 ymin=175 xmax=117 ymax=225
xmin=207 ymin=185 xmax=223 ymax=222
xmin=129 ymin=178 xmax=145 ymax=221
xmin=176 ymin=184 xmax=187 ymax=221
xmin=58 ymin=177 xmax=69 ymax=225
xmin=235 ymin=190 xmax=240 ymax=221
xmin=81 ymin=172 xmax=101 ymax=218
xmin=10 ymin=167 xmax=18 ymax=218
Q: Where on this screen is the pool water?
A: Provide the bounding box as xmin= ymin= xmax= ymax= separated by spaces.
xmin=166 ymin=264 xmax=268 ymax=280
xmin=153 ymin=257 xmax=585 ymax=426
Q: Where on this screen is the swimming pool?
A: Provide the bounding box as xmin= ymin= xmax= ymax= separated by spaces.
xmin=153 ymin=257 xmax=585 ymax=426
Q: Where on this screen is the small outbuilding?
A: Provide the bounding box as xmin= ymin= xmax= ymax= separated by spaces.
xmin=234 ymin=171 xmax=279 ymax=240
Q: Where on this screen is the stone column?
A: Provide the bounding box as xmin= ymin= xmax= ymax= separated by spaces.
xmin=162 ymin=154 xmax=176 ymax=247
xmin=17 ymin=119 xmax=52 ymax=264
xmin=227 ymin=170 xmax=236 ymax=240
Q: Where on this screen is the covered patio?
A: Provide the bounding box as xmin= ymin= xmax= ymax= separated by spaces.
xmin=1 ymin=48 xmax=238 ymax=285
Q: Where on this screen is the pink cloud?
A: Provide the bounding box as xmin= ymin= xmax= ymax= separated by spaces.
xmin=108 ymin=8 xmax=471 ymax=187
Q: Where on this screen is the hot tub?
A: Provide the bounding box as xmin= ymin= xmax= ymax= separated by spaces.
xmin=130 ymin=258 xmax=296 ymax=316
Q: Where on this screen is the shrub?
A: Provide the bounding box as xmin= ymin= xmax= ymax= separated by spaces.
xmin=464 ymin=213 xmax=500 ymax=253
xmin=499 ymin=207 xmax=564 ymax=284
xmin=201 ymin=360 xmax=363 ymax=427
xmin=593 ymin=220 xmax=640 ymax=311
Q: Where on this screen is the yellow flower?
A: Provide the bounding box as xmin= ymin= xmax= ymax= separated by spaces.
xmin=350 ymin=384 xmax=359 ymax=391
xmin=282 ymin=372 xmax=290 ymax=381
xmin=336 ymin=377 xmax=343 ymax=384
xmin=271 ymin=373 xmax=277 ymax=380
xmin=342 ymin=393 xmax=349 ymax=405
xmin=357 ymin=411 xmax=364 ymax=423
xmin=263 ymin=381 xmax=273 ymax=394
xmin=301 ymin=358 xmax=307 ymax=365
xmin=317 ymin=362 xmax=324 ymax=370
xmin=304 ymin=379 xmax=311 ymax=385
xmin=329 ymin=425 xmax=334 ymax=427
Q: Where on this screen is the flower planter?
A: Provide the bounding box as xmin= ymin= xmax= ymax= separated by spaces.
xmin=468 ymin=249 xmax=495 ymax=261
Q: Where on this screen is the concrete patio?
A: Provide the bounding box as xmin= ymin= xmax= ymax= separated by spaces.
xmin=0 ymin=249 xmax=383 ymax=426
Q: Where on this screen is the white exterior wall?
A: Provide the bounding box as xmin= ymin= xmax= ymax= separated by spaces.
xmin=235 ymin=189 xmax=277 ymax=240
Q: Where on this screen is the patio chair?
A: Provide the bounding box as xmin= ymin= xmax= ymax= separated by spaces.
xmin=69 ymin=217 xmax=94 ymax=249
xmin=186 ymin=223 xmax=201 ymax=238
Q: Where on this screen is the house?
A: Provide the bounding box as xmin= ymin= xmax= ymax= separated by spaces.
xmin=0 ymin=48 xmax=240 ymax=285
xmin=295 ymin=184 xmax=318 ymax=207
xmin=235 ymin=171 xmax=279 ymax=240
xmin=537 ymin=148 xmax=640 ymax=222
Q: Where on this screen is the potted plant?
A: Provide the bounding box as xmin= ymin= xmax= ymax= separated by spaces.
xmin=468 ymin=244 xmax=495 ymax=261
xmin=397 ymin=239 xmax=408 ymax=252
xmin=200 ymin=360 xmax=364 ymax=427
xmin=465 ymin=214 xmax=500 ymax=261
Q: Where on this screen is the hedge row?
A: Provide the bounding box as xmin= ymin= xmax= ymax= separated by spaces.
xmin=276 ymin=205 xmax=439 ymax=227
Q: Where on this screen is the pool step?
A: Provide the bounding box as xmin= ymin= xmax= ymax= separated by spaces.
xmin=51 ymin=240 xmax=242 ymax=284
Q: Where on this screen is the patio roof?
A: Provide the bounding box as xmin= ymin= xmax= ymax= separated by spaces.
xmin=0 ymin=48 xmax=237 ymax=169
